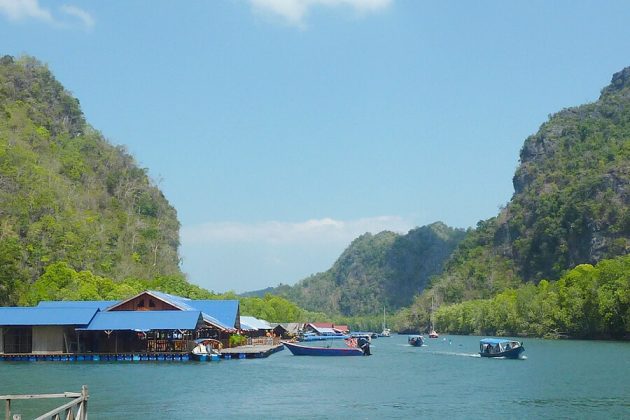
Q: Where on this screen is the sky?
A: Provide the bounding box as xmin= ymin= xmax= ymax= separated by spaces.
xmin=2 ymin=0 xmax=630 ymax=293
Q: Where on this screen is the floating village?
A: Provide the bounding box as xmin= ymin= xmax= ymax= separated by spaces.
xmin=0 ymin=290 xmax=386 ymax=362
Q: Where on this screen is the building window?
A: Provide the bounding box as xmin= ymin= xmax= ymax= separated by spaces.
xmin=149 ymin=299 xmax=156 ymax=308
xmin=4 ymin=327 xmax=32 ymax=353
xmin=137 ymin=299 xmax=145 ymax=308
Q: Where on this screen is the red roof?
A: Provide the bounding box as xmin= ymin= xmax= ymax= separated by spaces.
xmin=334 ymin=325 xmax=349 ymax=333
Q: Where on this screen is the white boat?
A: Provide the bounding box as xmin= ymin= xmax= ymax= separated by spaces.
xmin=428 ymin=296 xmax=439 ymax=339
xmin=190 ymin=338 xmax=221 ymax=361
xmin=379 ymin=307 xmax=391 ymax=337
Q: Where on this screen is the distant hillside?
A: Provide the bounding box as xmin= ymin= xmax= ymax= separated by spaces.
xmin=0 ymin=55 xmax=182 ymax=304
xmin=423 ymin=66 xmax=630 ymax=308
xmin=261 ymin=66 xmax=630 ymax=331
xmin=261 ymin=222 xmax=466 ymax=316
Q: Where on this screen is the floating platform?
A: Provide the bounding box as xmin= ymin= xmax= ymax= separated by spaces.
xmin=0 ymin=344 xmax=285 ymax=362
xmin=0 ymin=352 xmax=192 ymax=362
xmin=219 ymin=343 xmax=284 ymax=359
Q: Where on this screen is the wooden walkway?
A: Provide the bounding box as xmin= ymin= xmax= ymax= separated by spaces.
xmin=1 ymin=386 xmax=88 ymax=420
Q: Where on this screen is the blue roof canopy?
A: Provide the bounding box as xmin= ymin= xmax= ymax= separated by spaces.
xmin=186 ymin=300 xmax=239 ymax=329
xmin=480 ymin=338 xmax=519 ymax=344
xmin=80 ymin=310 xmax=203 ymax=331
xmin=37 ymin=300 xmax=119 ymax=310
xmin=0 ymin=307 xmax=98 ymax=326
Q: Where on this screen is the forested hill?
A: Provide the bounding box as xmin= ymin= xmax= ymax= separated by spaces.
xmin=256 ymin=222 xmax=466 ymax=316
xmin=255 ymin=66 xmax=630 ymax=333
xmin=420 ymin=66 xmax=630 ymax=309
xmin=0 ymin=56 xmax=181 ymax=304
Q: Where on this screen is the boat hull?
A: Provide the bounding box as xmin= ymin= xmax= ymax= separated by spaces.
xmin=191 ymin=353 xmax=220 ymax=361
xmin=283 ymin=341 xmax=364 ymax=356
xmin=479 ymin=346 xmax=525 ymax=359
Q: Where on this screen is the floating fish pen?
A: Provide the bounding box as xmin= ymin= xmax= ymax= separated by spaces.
xmin=0 ymin=352 xmax=193 ymax=362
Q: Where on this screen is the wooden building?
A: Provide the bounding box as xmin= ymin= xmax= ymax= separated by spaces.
xmin=0 ymin=291 xmax=241 ymax=356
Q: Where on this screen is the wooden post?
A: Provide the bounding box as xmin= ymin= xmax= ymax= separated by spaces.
xmin=81 ymin=385 xmax=88 ymax=420
xmin=5 ymin=399 xmax=10 ymax=420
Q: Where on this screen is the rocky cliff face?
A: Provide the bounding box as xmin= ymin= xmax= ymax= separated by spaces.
xmin=402 ymin=66 xmax=630 ymax=321
xmin=505 ymin=66 xmax=630 ymax=281
xmin=601 ymin=66 xmax=630 ymax=97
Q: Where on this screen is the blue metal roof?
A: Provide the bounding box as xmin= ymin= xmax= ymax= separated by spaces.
xmin=37 ymin=300 xmax=119 ymax=310
xmin=480 ymin=338 xmax=518 ymax=344
xmin=7 ymin=292 xmax=240 ymax=332
xmin=200 ymin=313 xmax=232 ymax=331
xmin=141 ymin=293 xmax=238 ymax=330
xmin=185 ymin=300 xmax=239 ymax=329
xmin=240 ymin=316 xmax=271 ymax=331
xmin=81 ymin=310 xmax=203 ymax=331
xmin=146 ymin=291 xmax=197 ymax=311
xmin=0 ymin=307 xmax=98 ymax=326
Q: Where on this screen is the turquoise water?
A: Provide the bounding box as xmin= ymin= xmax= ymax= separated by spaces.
xmin=1 ymin=335 xmax=629 ymax=419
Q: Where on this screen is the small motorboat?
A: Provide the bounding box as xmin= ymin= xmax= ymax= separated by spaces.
xmin=408 ymin=335 xmax=424 ymax=347
xmin=428 ymin=330 xmax=439 ymax=339
xmin=479 ymin=338 xmax=525 ymax=359
xmin=349 ymin=332 xmax=372 ymax=342
xmin=191 ymin=338 xmax=222 ymax=361
xmin=283 ymin=341 xmax=366 ymax=356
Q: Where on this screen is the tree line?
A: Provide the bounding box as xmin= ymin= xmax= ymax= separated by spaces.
xmin=433 ymin=254 xmax=630 ymax=339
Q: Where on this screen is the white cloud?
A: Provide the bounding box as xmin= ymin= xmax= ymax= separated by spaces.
xmin=0 ymin=0 xmax=94 ymax=29
xmin=0 ymin=0 xmax=53 ymax=22
xmin=182 ymin=215 xmax=414 ymax=245
xmin=248 ymin=0 xmax=392 ymax=27
xmin=61 ymin=4 xmax=94 ymax=29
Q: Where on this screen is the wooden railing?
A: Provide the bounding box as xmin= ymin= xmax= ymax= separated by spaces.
xmin=247 ymin=337 xmax=281 ymax=346
xmin=1 ymin=385 xmax=88 ymax=420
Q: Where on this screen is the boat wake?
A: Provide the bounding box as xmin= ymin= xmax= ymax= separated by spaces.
xmin=425 ymin=350 xmax=480 ymax=358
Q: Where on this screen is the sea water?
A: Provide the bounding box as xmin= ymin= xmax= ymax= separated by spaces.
xmin=1 ymin=335 xmax=628 ymax=419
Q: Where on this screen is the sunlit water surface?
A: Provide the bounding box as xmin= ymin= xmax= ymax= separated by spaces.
xmin=2 ymin=335 xmax=628 ymax=419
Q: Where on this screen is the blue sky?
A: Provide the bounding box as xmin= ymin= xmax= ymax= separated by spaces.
xmin=2 ymin=0 xmax=630 ymax=292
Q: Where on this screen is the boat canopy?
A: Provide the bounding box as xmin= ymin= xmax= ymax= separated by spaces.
xmin=480 ymin=338 xmax=517 ymax=345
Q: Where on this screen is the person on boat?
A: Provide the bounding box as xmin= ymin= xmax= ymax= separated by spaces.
xmin=357 ymin=336 xmax=371 ymax=356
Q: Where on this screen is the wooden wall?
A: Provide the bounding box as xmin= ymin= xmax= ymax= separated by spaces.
xmin=109 ymin=293 xmax=179 ymax=311
xmin=32 ymin=326 xmax=64 ymax=354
